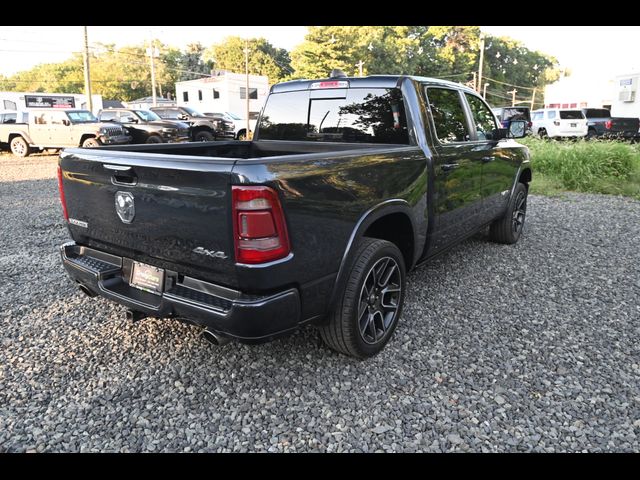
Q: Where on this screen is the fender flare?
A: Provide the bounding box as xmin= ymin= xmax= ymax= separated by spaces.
xmin=327 ymin=199 xmax=418 ymax=310
xmin=8 ymin=130 xmax=33 ymax=146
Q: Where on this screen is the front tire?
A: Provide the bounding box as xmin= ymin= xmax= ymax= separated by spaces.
xmin=489 ymin=182 xmax=528 ymax=244
xmin=82 ymin=137 xmax=101 ymax=148
xmin=145 ymin=135 xmax=163 ymax=144
xmin=194 ymin=131 xmax=215 ymax=142
xmin=320 ymin=238 xmax=406 ymax=359
xmin=10 ymin=136 xmax=31 ymax=157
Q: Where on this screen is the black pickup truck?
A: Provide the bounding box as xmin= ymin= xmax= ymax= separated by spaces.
xmin=582 ymin=108 xmax=640 ymax=140
xmin=57 ymin=74 xmax=530 ymax=358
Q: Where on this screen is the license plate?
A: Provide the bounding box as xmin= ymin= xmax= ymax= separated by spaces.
xmin=130 ymin=261 xmax=165 ymax=294
xmin=570 ymin=123 xmax=577 ymax=127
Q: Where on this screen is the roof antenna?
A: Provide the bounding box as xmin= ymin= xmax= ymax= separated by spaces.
xmin=329 ymin=69 xmax=347 ymax=78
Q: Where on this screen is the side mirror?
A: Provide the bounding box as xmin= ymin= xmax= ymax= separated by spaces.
xmin=508 ymin=120 xmax=527 ymax=139
xmin=122 ymin=116 xmax=137 ymax=123
xmin=178 ymin=114 xmax=188 ymax=120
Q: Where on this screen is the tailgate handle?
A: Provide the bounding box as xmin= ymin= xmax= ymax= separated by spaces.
xmin=111 ymin=173 xmax=137 ymax=186
xmin=103 ymin=164 xmax=132 ymax=172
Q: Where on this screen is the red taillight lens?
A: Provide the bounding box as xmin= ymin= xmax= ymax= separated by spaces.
xmin=527 ymin=121 xmax=532 ymax=128
xmin=232 ymin=186 xmax=290 ymax=264
xmin=605 ymin=120 xmax=612 ymax=130
xmin=57 ymin=165 xmax=69 ymax=221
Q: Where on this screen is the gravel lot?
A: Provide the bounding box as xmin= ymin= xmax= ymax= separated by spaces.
xmin=0 ymin=151 xmax=639 ymax=452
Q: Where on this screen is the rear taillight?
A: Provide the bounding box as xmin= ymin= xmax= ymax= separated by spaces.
xmin=605 ymin=120 xmax=612 ymax=130
xmin=57 ymin=165 xmax=69 ymax=221
xmin=527 ymin=121 xmax=532 ymax=128
xmin=232 ymin=186 xmax=290 ymax=264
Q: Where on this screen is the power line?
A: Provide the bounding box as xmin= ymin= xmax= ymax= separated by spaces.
xmin=483 ymin=75 xmax=537 ymax=91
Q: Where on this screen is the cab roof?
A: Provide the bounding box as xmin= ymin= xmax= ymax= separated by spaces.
xmin=270 ymin=74 xmax=477 ymax=94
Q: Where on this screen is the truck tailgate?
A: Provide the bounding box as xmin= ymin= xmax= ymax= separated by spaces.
xmin=59 ymin=149 xmax=237 ymax=283
xmin=611 ymin=117 xmax=640 ymax=134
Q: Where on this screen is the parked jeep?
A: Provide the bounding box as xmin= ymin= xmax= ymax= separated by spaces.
xmin=0 ymin=109 xmax=131 ymax=157
xmin=150 ymin=106 xmax=235 ymax=141
xmin=98 ymin=108 xmax=190 ymax=144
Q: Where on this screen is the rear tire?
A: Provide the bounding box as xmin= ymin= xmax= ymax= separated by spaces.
xmin=82 ymin=137 xmax=100 ymax=148
xmin=10 ymin=136 xmax=31 ymax=157
xmin=489 ymin=182 xmax=528 ymax=244
xmin=538 ymin=128 xmax=548 ymax=139
xmin=194 ymin=131 xmax=215 ymax=142
xmin=320 ymin=238 xmax=406 ymax=359
xmin=587 ymin=129 xmax=597 ymax=140
xmin=237 ymin=130 xmax=247 ymax=141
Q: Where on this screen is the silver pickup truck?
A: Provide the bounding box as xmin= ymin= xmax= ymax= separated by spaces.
xmin=0 ymin=109 xmax=131 ymax=157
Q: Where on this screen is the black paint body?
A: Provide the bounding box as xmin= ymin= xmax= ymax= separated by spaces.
xmin=59 ymin=76 xmax=530 ymax=342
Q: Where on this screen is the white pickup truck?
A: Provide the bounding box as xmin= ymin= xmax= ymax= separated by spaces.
xmin=0 ymin=108 xmax=130 ymax=157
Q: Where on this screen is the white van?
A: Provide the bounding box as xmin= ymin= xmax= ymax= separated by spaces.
xmin=531 ymin=108 xmax=588 ymax=138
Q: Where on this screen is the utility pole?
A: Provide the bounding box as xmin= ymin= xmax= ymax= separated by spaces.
xmin=472 ymin=72 xmax=477 ymax=92
xmin=530 ymin=88 xmax=537 ymax=109
xmin=243 ymin=40 xmax=250 ymax=141
xmin=355 ymin=60 xmax=364 ymax=77
xmin=483 ymin=82 xmax=490 ymax=100
xmin=477 ymin=34 xmax=485 ymax=93
xmin=509 ymin=89 xmax=518 ymax=107
xmin=82 ymin=26 xmax=93 ymax=113
xmin=147 ymin=41 xmax=158 ymax=107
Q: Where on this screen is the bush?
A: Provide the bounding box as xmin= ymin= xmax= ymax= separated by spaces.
xmin=520 ymin=137 xmax=639 ymax=192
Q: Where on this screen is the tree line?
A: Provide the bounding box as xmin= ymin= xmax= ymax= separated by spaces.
xmin=0 ymin=26 xmax=560 ymax=108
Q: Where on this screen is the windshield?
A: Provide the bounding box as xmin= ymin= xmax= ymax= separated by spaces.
xmin=66 ymin=110 xmax=98 ymax=123
xmin=181 ymin=106 xmax=205 ymax=117
xmin=133 ymin=109 xmax=161 ymax=121
xmin=560 ymin=110 xmax=584 ymax=120
xmin=258 ymin=88 xmax=409 ymax=144
xmin=225 ymin=112 xmax=242 ymax=120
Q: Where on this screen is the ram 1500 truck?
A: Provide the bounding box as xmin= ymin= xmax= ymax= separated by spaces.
xmin=581 ymin=108 xmax=640 ymax=140
xmin=0 ymin=109 xmax=131 ymax=157
xmin=57 ymin=74 xmax=530 ymax=358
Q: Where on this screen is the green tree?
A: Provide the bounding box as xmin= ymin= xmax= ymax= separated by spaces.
xmin=203 ymin=37 xmax=292 ymax=83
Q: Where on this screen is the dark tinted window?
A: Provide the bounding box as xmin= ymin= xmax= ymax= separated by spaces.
xmin=240 ymin=87 xmax=258 ymax=100
xmin=259 ymin=88 xmax=409 ymax=144
xmin=427 ymin=87 xmax=470 ymax=143
xmin=583 ymin=109 xmax=610 ymax=118
xmin=213 ymin=89 xmax=220 ymax=99
xmin=198 ymin=90 xmax=203 ymax=101
xmin=465 ymin=94 xmax=497 ymax=140
xmin=501 ymin=107 xmax=531 ymax=122
xmin=560 ymin=110 xmax=584 ymax=120
xmin=182 ymin=91 xmax=189 ymax=102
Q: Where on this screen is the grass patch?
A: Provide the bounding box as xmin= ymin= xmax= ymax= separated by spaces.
xmin=520 ymin=137 xmax=640 ymax=199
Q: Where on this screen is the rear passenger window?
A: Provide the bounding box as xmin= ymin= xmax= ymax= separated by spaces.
xmin=465 ymin=94 xmax=497 ymax=141
xmin=547 ymin=111 xmax=556 ymax=119
xmin=426 ymin=87 xmax=470 ymax=144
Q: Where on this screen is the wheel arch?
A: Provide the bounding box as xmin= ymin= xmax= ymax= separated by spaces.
xmin=327 ymin=200 xmax=418 ymax=310
xmin=8 ymin=131 xmax=33 ymax=145
xmin=79 ymin=133 xmax=98 ymax=146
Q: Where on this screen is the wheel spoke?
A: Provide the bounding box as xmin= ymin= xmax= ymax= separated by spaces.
xmin=368 ymin=314 xmax=378 ymax=341
xmin=380 ymin=262 xmax=397 ymax=288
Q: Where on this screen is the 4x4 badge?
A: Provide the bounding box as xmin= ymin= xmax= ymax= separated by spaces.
xmin=115 ymin=191 xmax=135 ymax=224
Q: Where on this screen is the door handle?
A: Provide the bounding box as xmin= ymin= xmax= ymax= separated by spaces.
xmin=482 ymin=156 xmax=495 ymax=163
xmin=440 ymin=163 xmax=460 ymax=172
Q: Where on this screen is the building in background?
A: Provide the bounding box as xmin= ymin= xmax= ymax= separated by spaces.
xmin=543 ymin=75 xmax=614 ymax=110
xmin=610 ymin=72 xmax=640 ymax=118
xmin=175 ymin=70 xmax=269 ymax=119
xmin=0 ymin=91 xmax=103 ymax=114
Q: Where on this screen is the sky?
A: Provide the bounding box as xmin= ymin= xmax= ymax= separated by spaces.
xmin=1 ymin=25 xmax=639 ymax=82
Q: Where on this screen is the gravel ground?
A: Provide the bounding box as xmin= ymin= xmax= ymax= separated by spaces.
xmin=0 ymin=151 xmax=639 ymax=453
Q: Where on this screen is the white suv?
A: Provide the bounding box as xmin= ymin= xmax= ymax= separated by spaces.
xmin=531 ymin=108 xmax=588 ymax=139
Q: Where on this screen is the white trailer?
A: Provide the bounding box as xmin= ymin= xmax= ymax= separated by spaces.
xmin=175 ymin=70 xmax=269 ymax=119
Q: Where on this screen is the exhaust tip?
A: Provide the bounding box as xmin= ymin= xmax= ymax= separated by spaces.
xmin=202 ymin=329 xmax=229 ymax=346
xmin=78 ymin=284 xmax=96 ymax=297
xmin=125 ymin=309 xmax=147 ymax=322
